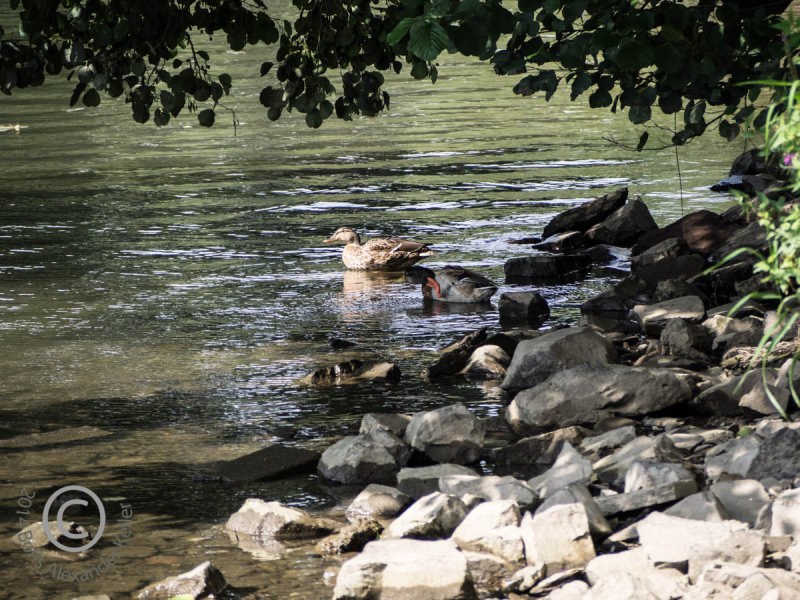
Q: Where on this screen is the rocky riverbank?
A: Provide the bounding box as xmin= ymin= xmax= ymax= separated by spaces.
xmin=46 ymin=156 xmax=800 ymax=599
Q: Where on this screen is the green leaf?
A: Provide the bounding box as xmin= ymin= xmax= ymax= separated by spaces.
xmin=198 ymin=108 xmax=215 ymax=127
xmin=570 ymin=72 xmax=591 ymax=100
xmin=658 ymin=91 xmax=682 ymax=114
xmin=132 ymin=102 xmax=149 ymax=123
xmin=718 ymin=119 xmax=740 ymax=141
xmin=408 ymin=20 xmax=449 ymax=61
xmin=218 ymin=73 xmax=232 ymax=92
xmin=629 ymin=103 xmax=651 ymax=124
xmin=267 ymin=106 xmax=282 ymax=121
xmin=387 ymin=18 xmax=415 ymax=45
xmin=686 ymin=102 xmax=705 ymax=125
xmin=82 ymin=88 xmax=100 ymax=107
xmin=154 ymin=107 xmax=170 ymax=126
xmin=305 ymin=109 xmax=323 ymax=128
xmin=260 ymin=61 xmax=273 ymax=76
xmin=69 ymin=81 xmax=87 ymax=107
xmin=589 ymin=88 xmax=612 ymax=108
xmin=319 ymin=100 xmax=333 ymax=119
xmin=410 ymin=60 xmax=429 ymax=79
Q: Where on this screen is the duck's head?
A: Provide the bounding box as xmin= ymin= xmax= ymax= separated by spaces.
xmin=404 ymin=266 xmax=435 ymax=285
xmin=324 ymin=227 xmax=361 ymax=245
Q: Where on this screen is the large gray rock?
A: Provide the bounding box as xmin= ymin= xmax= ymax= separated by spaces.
xmin=346 ymin=484 xmax=412 ymax=523
xmin=705 ymin=427 xmax=800 ymax=483
xmin=542 ymin=188 xmax=628 ymax=238
xmin=506 ymin=364 xmax=691 ymax=436
xmin=502 ymin=326 xmax=616 ymax=393
xmin=137 ymin=562 xmax=226 ymax=600
xmin=318 ymin=434 xmax=402 ymax=484
xmin=225 ymin=499 xmax=335 ymax=539
xmin=439 ymin=475 xmax=537 ymax=506
xmin=632 ymin=295 xmax=706 ymax=336
xmin=504 ymin=254 xmax=592 ymax=282
xmin=384 ymin=492 xmax=468 ymax=540
xmin=631 ymin=237 xmax=688 ymax=273
xmin=771 ymin=488 xmax=800 ymax=537
xmin=397 ymin=464 xmax=479 ymax=499
xmin=709 ymin=479 xmax=771 ymax=528
xmin=579 ymin=426 xmax=637 ymax=459
xmin=520 ymin=503 xmax=595 ymax=573
xmin=498 ymin=292 xmax=550 ymax=325
xmin=636 ymin=513 xmax=765 ymax=579
xmin=332 ymin=539 xmax=477 ymax=600
xmin=584 ymin=196 xmax=658 ymax=246
xmin=405 ymin=403 xmax=484 ymax=465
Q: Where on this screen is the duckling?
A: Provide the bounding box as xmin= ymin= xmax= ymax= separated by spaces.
xmin=405 ymin=265 xmax=498 ymax=303
xmin=324 ymin=227 xmax=435 ymax=271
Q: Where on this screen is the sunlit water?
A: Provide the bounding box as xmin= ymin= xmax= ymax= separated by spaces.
xmin=0 ymin=12 xmax=743 ymax=598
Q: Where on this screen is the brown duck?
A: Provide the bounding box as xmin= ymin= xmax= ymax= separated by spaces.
xmin=323 ymin=227 xmax=435 ymax=270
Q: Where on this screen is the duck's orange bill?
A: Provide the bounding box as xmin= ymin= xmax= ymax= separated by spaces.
xmin=323 ymin=238 xmax=335 ymax=243
xmin=425 ymin=277 xmax=443 ymax=298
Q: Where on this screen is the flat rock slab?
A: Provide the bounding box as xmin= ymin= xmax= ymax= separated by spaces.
xmin=492 ymin=426 xmax=590 ymax=467
xmin=397 ymin=464 xmax=479 ymax=499
xmin=595 ymin=479 xmax=698 ymax=516
xmin=504 ymin=254 xmax=592 ymax=283
xmin=333 ymin=539 xmax=477 ymax=600
xmin=0 ymin=426 xmax=112 ymax=448
xmin=137 ymin=561 xmax=226 ymax=600
xmin=439 ymin=475 xmax=537 ymax=506
xmin=210 ymin=444 xmax=320 ymax=483
xmin=507 ymin=364 xmax=691 ymax=435
xmin=632 ymin=295 xmax=706 ymax=336
xmin=636 ymin=512 xmax=765 ymax=578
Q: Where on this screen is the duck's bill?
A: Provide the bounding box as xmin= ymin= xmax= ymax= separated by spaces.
xmin=323 ymin=238 xmax=336 ymax=243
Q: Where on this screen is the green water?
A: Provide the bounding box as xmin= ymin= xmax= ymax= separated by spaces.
xmin=0 ymin=17 xmax=742 ymax=598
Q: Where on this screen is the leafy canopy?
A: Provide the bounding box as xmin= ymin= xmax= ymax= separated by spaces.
xmin=0 ymin=0 xmax=796 ymax=146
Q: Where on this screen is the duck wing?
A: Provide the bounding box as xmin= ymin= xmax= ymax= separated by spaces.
xmin=367 ymin=237 xmax=434 ymax=254
xmin=442 ymin=265 xmax=497 ymax=288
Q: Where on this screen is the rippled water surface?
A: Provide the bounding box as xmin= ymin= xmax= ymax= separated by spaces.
xmin=0 ymin=11 xmax=742 ymax=598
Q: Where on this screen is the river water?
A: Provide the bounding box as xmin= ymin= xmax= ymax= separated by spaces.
xmin=0 ymin=16 xmax=742 ymax=598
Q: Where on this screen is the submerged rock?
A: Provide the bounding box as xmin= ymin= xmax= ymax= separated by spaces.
xmin=226 ymin=499 xmax=335 ymax=539
xmin=504 ymin=254 xmax=592 ymax=283
xmin=301 ymin=359 xmax=400 ymax=385
xmin=498 ymin=291 xmax=550 ymax=325
xmin=209 ymin=444 xmax=320 ymax=483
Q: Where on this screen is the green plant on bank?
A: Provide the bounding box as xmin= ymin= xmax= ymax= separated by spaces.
xmin=715 ymin=14 xmax=800 ymax=420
